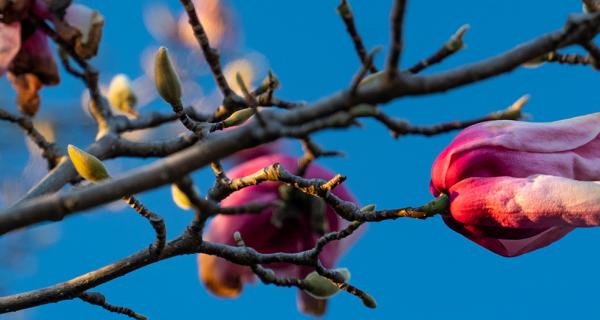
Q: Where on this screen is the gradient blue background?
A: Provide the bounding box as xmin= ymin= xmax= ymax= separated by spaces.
xmin=2 ymin=0 xmax=600 ymax=319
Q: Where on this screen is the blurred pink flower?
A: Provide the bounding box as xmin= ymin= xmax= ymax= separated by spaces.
xmin=199 ymin=154 xmax=361 ymax=315
xmin=177 ymin=0 xmax=239 ymax=52
xmin=0 ymin=0 xmax=103 ymax=115
xmin=431 ymin=113 xmax=600 ymax=257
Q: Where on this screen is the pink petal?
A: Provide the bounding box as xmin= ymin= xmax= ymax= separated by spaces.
xmin=431 ymin=113 xmax=600 ymax=194
xmin=450 ymin=175 xmax=600 ymax=229
xmin=0 ymin=22 xmax=21 ymax=75
xmin=443 ymin=216 xmax=573 ymax=257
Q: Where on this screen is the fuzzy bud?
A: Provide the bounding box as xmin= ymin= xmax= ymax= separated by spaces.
xmin=107 ymin=74 xmax=138 ymax=116
xmin=67 ymin=144 xmax=110 ymax=182
xmin=154 ymin=47 xmax=182 ymax=105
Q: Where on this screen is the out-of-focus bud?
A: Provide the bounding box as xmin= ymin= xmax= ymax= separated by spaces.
xmin=222 ymin=108 xmax=255 ymax=128
xmin=171 ymin=184 xmax=193 ymax=210
xmin=224 ymin=58 xmax=254 ymax=96
xmin=107 ymin=74 xmax=138 ymax=117
xmin=302 ymin=269 xmax=350 ymax=299
xmin=177 ymin=0 xmax=238 ymax=51
xmin=154 ymin=47 xmax=182 ymax=105
xmin=26 ymin=120 xmax=56 ymax=154
xmin=143 ymin=4 xmax=178 ymax=41
xmin=67 ymin=144 xmax=110 ymax=182
xmin=57 ymin=4 xmax=104 ymax=59
xmin=8 ymin=73 xmax=42 ymax=116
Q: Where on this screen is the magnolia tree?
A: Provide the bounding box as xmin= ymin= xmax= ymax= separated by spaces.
xmin=1 ymin=0 xmax=600 ymax=319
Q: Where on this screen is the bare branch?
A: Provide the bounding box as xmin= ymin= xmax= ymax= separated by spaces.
xmin=122 ymin=195 xmax=167 ymax=255
xmin=408 ymin=24 xmax=470 ymax=74
xmin=337 ymin=0 xmax=378 ymax=73
xmin=78 ymin=292 xmax=147 ymax=320
xmin=386 ymin=0 xmax=407 ymax=77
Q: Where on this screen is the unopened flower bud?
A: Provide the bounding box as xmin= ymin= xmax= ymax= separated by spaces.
xmin=223 ymin=108 xmax=255 ymax=128
xmin=67 ymin=144 xmax=110 ymax=182
xmin=107 ymin=74 xmax=138 ymax=117
xmin=154 ymin=47 xmax=182 ymax=105
xmin=171 ymin=184 xmax=193 ymax=210
xmin=302 ymin=268 xmax=350 ymax=299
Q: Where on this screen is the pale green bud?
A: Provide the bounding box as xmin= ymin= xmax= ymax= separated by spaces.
xmin=223 ymin=108 xmax=255 ymax=128
xmin=67 ymin=144 xmax=110 ymax=183
xmin=154 ymin=47 xmax=182 ymax=105
xmin=302 ymin=268 xmax=351 ymax=299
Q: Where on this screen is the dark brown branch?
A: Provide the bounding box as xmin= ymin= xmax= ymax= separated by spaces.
xmin=178 ymin=0 xmax=235 ymax=102
xmin=364 ymin=95 xmax=528 ymax=138
xmin=78 ymin=292 xmax=147 ymax=320
xmin=122 ymin=195 xmax=167 ymax=255
xmin=337 ymin=0 xmax=378 ymax=73
xmin=548 ymin=51 xmax=593 ymax=65
xmin=581 ymin=41 xmax=600 ymax=68
xmin=386 ymin=0 xmax=407 ymax=77
xmin=350 ymin=48 xmax=381 ymax=95
xmin=115 ymin=134 xmax=198 ymax=158
xmin=0 ymin=216 xmax=366 ymax=313
xmin=33 ymin=16 xmax=115 ymax=133
xmin=6 ymin=11 xmax=600 ymax=234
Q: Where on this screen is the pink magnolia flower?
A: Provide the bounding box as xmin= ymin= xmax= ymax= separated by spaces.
xmin=199 ymin=154 xmax=361 ymax=315
xmin=0 ymin=0 xmax=103 ymax=115
xmin=430 ymin=113 xmax=600 ymax=257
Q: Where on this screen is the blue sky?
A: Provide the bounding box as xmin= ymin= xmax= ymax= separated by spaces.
xmin=3 ymin=0 xmax=600 ymax=319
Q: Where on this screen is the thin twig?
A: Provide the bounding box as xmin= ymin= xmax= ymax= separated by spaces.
xmin=408 ymin=24 xmax=470 ymax=73
xmin=122 ymin=195 xmax=167 ymax=255
xmin=78 ymin=292 xmax=147 ymax=320
xmin=337 ymin=0 xmax=378 ymax=73
xmin=386 ymin=0 xmax=407 ymax=77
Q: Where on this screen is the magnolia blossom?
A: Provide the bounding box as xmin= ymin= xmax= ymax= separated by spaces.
xmin=430 ymin=113 xmax=600 ymax=257
xmin=199 ymin=154 xmax=361 ymax=315
xmin=0 ymin=0 xmax=103 ymax=115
